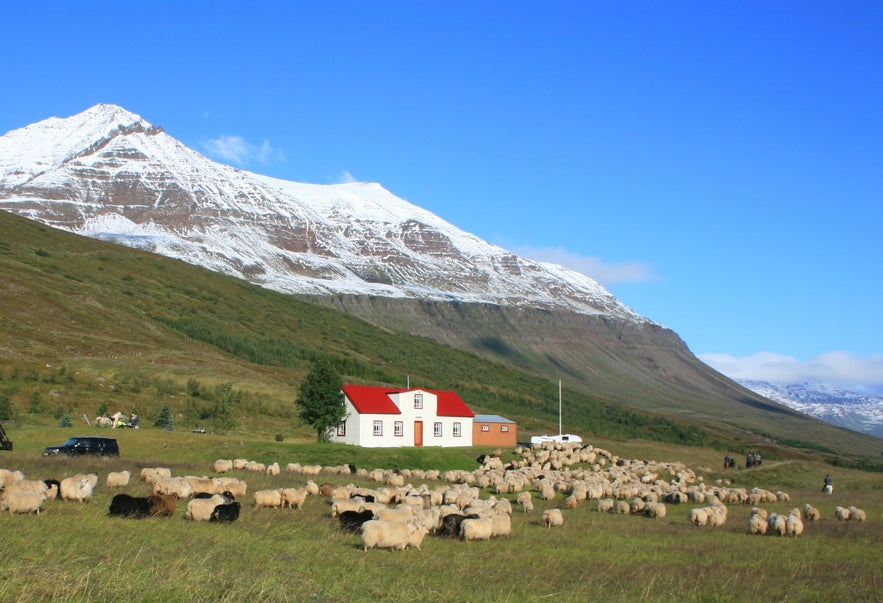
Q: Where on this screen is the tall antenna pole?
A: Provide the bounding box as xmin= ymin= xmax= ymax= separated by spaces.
xmin=558 ymin=379 xmax=562 ymax=437
xmin=407 ymin=375 xmax=410 ymax=389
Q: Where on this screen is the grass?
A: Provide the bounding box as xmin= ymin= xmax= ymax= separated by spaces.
xmin=1 ymin=430 xmax=881 ymax=602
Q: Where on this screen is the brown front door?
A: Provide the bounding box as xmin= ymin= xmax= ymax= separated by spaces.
xmin=414 ymin=421 xmax=423 ymax=447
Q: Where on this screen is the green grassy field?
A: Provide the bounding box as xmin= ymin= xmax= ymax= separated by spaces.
xmin=1 ymin=426 xmax=880 ymax=602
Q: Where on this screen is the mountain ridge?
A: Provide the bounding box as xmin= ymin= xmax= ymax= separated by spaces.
xmin=3 ymin=104 xmax=880 ymax=457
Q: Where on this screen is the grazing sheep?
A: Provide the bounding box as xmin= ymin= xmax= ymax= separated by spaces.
xmin=460 ymin=517 xmax=496 ymax=541
xmin=210 ymin=502 xmax=241 ymax=522
xmin=266 ymin=462 xmax=280 ymax=477
xmin=147 ymin=493 xmax=178 ymax=517
xmin=786 ymin=513 xmax=804 ymax=536
xmin=331 ymin=498 xmax=366 ymax=518
xmin=748 ymin=513 xmax=768 ymax=535
xmin=768 ymin=513 xmax=787 ymax=536
xmin=596 ymin=498 xmax=615 ymax=513
xmin=374 ymin=506 xmax=415 ymax=524
xmin=339 ymin=509 xmax=376 ymax=532
xmin=542 ymin=508 xmax=565 ymax=528
xmin=1 ymin=490 xmax=47 ymax=515
xmin=140 ymin=467 xmax=172 ymax=485
xmin=109 ymin=493 xmax=152 ymax=518
xmin=59 ymin=474 xmax=96 ymax=503
xmin=848 ymin=506 xmax=866 ymax=522
xmin=213 ymin=459 xmax=233 ymax=473
xmin=153 ymin=477 xmax=193 ymax=499
xmin=253 ymin=489 xmax=285 ymax=510
xmin=213 ymin=477 xmax=247 ymax=498
xmin=361 ymin=520 xmax=429 ymax=551
xmin=645 ymin=502 xmax=667 ymax=520
xmin=803 ymin=504 xmax=821 ymax=521
xmin=516 ymin=491 xmax=534 ymax=513
xmin=184 ymin=494 xmax=231 ymax=521
xmin=281 ymin=488 xmax=307 ymax=510
xmin=834 ymin=506 xmax=851 ymax=521
xmin=490 ymin=512 xmax=512 ymax=537
xmin=688 ymin=507 xmax=708 ymax=526
xmin=106 ymin=471 xmax=131 ymax=489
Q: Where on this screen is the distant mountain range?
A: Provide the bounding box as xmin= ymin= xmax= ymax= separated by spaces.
xmin=738 ymin=380 xmax=883 ymax=438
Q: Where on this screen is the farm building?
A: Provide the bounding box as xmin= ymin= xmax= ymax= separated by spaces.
xmin=472 ymin=414 xmax=518 ymax=447
xmin=329 ymin=385 xmax=475 ymax=448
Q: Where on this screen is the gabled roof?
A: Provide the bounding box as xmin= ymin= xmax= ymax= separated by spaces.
xmin=342 ymin=385 xmax=475 ymax=418
xmin=342 ymin=384 xmax=401 ymax=415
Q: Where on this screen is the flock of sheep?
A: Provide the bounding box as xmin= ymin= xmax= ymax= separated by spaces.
xmin=0 ymin=441 xmax=869 ymax=551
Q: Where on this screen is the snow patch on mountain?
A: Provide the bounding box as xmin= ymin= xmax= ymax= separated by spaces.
xmin=0 ymin=104 xmax=650 ymax=322
xmin=738 ymin=380 xmax=883 ymax=438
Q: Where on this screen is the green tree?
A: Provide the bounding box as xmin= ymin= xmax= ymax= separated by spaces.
xmin=296 ymin=361 xmax=344 ymax=442
xmin=154 ymin=404 xmax=174 ymax=431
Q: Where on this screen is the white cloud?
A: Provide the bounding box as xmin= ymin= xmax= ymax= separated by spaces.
xmin=203 ymin=135 xmax=283 ymax=166
xmin=335 ymin=170 xmax=358 ymax=184
xmin=511 ymin=245 xmax=656 ymax=286
xmin=699 ymin=351 xmax=883 ymax=393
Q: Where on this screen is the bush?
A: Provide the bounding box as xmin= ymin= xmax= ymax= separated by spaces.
xmin=154 ymin=404 xmax=174 ymax=431
xmin=275 ymin=433 xmax=284 ymax=442
xmin=58 ymin=413 xmax=73 ymax=427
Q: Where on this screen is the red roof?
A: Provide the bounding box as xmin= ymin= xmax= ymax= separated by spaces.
xmin=342 ymin=385 xmax=474 ymax=418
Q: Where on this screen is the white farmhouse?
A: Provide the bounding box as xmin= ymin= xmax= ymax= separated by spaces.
xmin=330 ymin=384 xmax=475 ymax=448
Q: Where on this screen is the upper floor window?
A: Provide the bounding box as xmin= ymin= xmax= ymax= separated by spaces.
xmin=414 ymin=394 xmax=423 ymax=409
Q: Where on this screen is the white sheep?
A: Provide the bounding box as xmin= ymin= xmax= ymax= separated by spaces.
xmin=375 ymin=506 xmax=415 ymax=523
xmin=768 ymin=513 xmax=787 ymax=536
xmin=213 ymin=477 xmax=247 ymax=498
xmin=490 ymin=512 xmax=512 ymax=537
xmin=140 ymin=467 xmax=171 ymax=485
xmin=266 ymin=462 xmax=280 ymax=477
xmin=153 ymin=477 xmax=193 ymax=499
xmin=688 ymin=507 xmax=708 ymax=526
xmin=106 ymin=471 xmax=130 ymax=488
xmin=834 ymin=506 xmax=851 ymax=521
xmin=281 ymin=488 xmax=307 ymax=510
xmin=460 ymin=517 xmax=496 ymax=541
xmin=59 ymin=474 xmax=96 ymax=503
xmin=361 ymin=520 xmax=429 ymax=551
xmin=0 ymin=490 xmax=47 ymax=514
xmin=803 ymin=504 xmax=821 ymax=521
xmin=253 ymin=488 xmax=285 ymax=509
xmin=213 ymin=459 xmax=233 ymax=473
xmin=542 ymin=508 xmax=565 ymax=528
xmin=748 ymin=513 xmax=768 ymax=535
xmin=786 ymin=513 xmax=804 ymax=536
xmin=184 ymin=494 xmax=229 ymax=521
xmin=596 ymin=498 xmax=615 ymax=513
xmin=848 ymin=506 xmax=866 ymax=521
xmin=516 ymin=491 xmax=534 ymax=513
xmin=645 ymin=502 xmax=667 ymax=520
xmin=331 ymin=498 xmax=366 ymax=518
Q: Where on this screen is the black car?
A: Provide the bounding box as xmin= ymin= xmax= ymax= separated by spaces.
xmin=42 ymin=436 xmax=119 ymax=457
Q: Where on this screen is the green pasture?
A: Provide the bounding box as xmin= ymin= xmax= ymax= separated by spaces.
xmin=0 ymin=426 xmax=880 ymax=602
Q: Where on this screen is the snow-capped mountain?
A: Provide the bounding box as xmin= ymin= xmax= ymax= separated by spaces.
xmin=738 ymin=380 xmax=883 ymax=438
xmin=0 ymin=104 xmax=645 ymax=323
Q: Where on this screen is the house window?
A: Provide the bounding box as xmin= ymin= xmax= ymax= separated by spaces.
xmin=481 ymin=425 xmax=489 ymax=432
xmin=501 ymin=425 xmax=509 ymax=432
xmin=453 ymin=422 xmax=461 ymax=437
xmin=336 ymin=422 xmax=346 ymax=437
xmin=394 ymin=421 xmax=403 ymax=437
xmin=414 ymin=394 xmax=423 ymax=409
xmin=373 ymin=420 xmax=383 ymax=436
xmin=434 ymin=422 xmax=442 ymax=437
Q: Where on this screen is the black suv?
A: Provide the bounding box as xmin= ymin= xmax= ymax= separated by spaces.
xmin=43 ymin=436 xmax=119 ymax=457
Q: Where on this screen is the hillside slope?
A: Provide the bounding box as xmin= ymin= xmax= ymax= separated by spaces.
xmin=2 ymin=209 xmax=881 ymax=459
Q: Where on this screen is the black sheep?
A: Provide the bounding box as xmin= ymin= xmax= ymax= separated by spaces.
xmin=210 ymin=501 xmax=241 ymax=522
xmin=109 ymin=493 xmax=152 ymax=518
xmin=338 ymin=509 xmax=374 ymax=531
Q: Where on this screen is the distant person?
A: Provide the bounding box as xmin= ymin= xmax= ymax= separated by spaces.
xmin=130 ymin=413 xmax=139 ymax=429
xmin=723 ymin=455 xmax=731 ymax=470
xmin=822 ymin=474 xmax=833 ymax=494
xmin=754 ymin=452 xmax=762 ymax=467
xmin=746 ymin=453 xmax=754 ymax=469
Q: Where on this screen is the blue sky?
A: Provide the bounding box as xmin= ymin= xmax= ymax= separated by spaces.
xmin=2 ymin=2 xmax=881 ymax=392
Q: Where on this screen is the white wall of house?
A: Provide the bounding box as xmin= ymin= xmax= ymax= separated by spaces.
xmin=329 ymin=389 xmax=473 ymax=448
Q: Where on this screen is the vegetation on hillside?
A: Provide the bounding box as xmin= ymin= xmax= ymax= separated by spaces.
xmin=1 ymin=210 xmax=881 ymax=466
